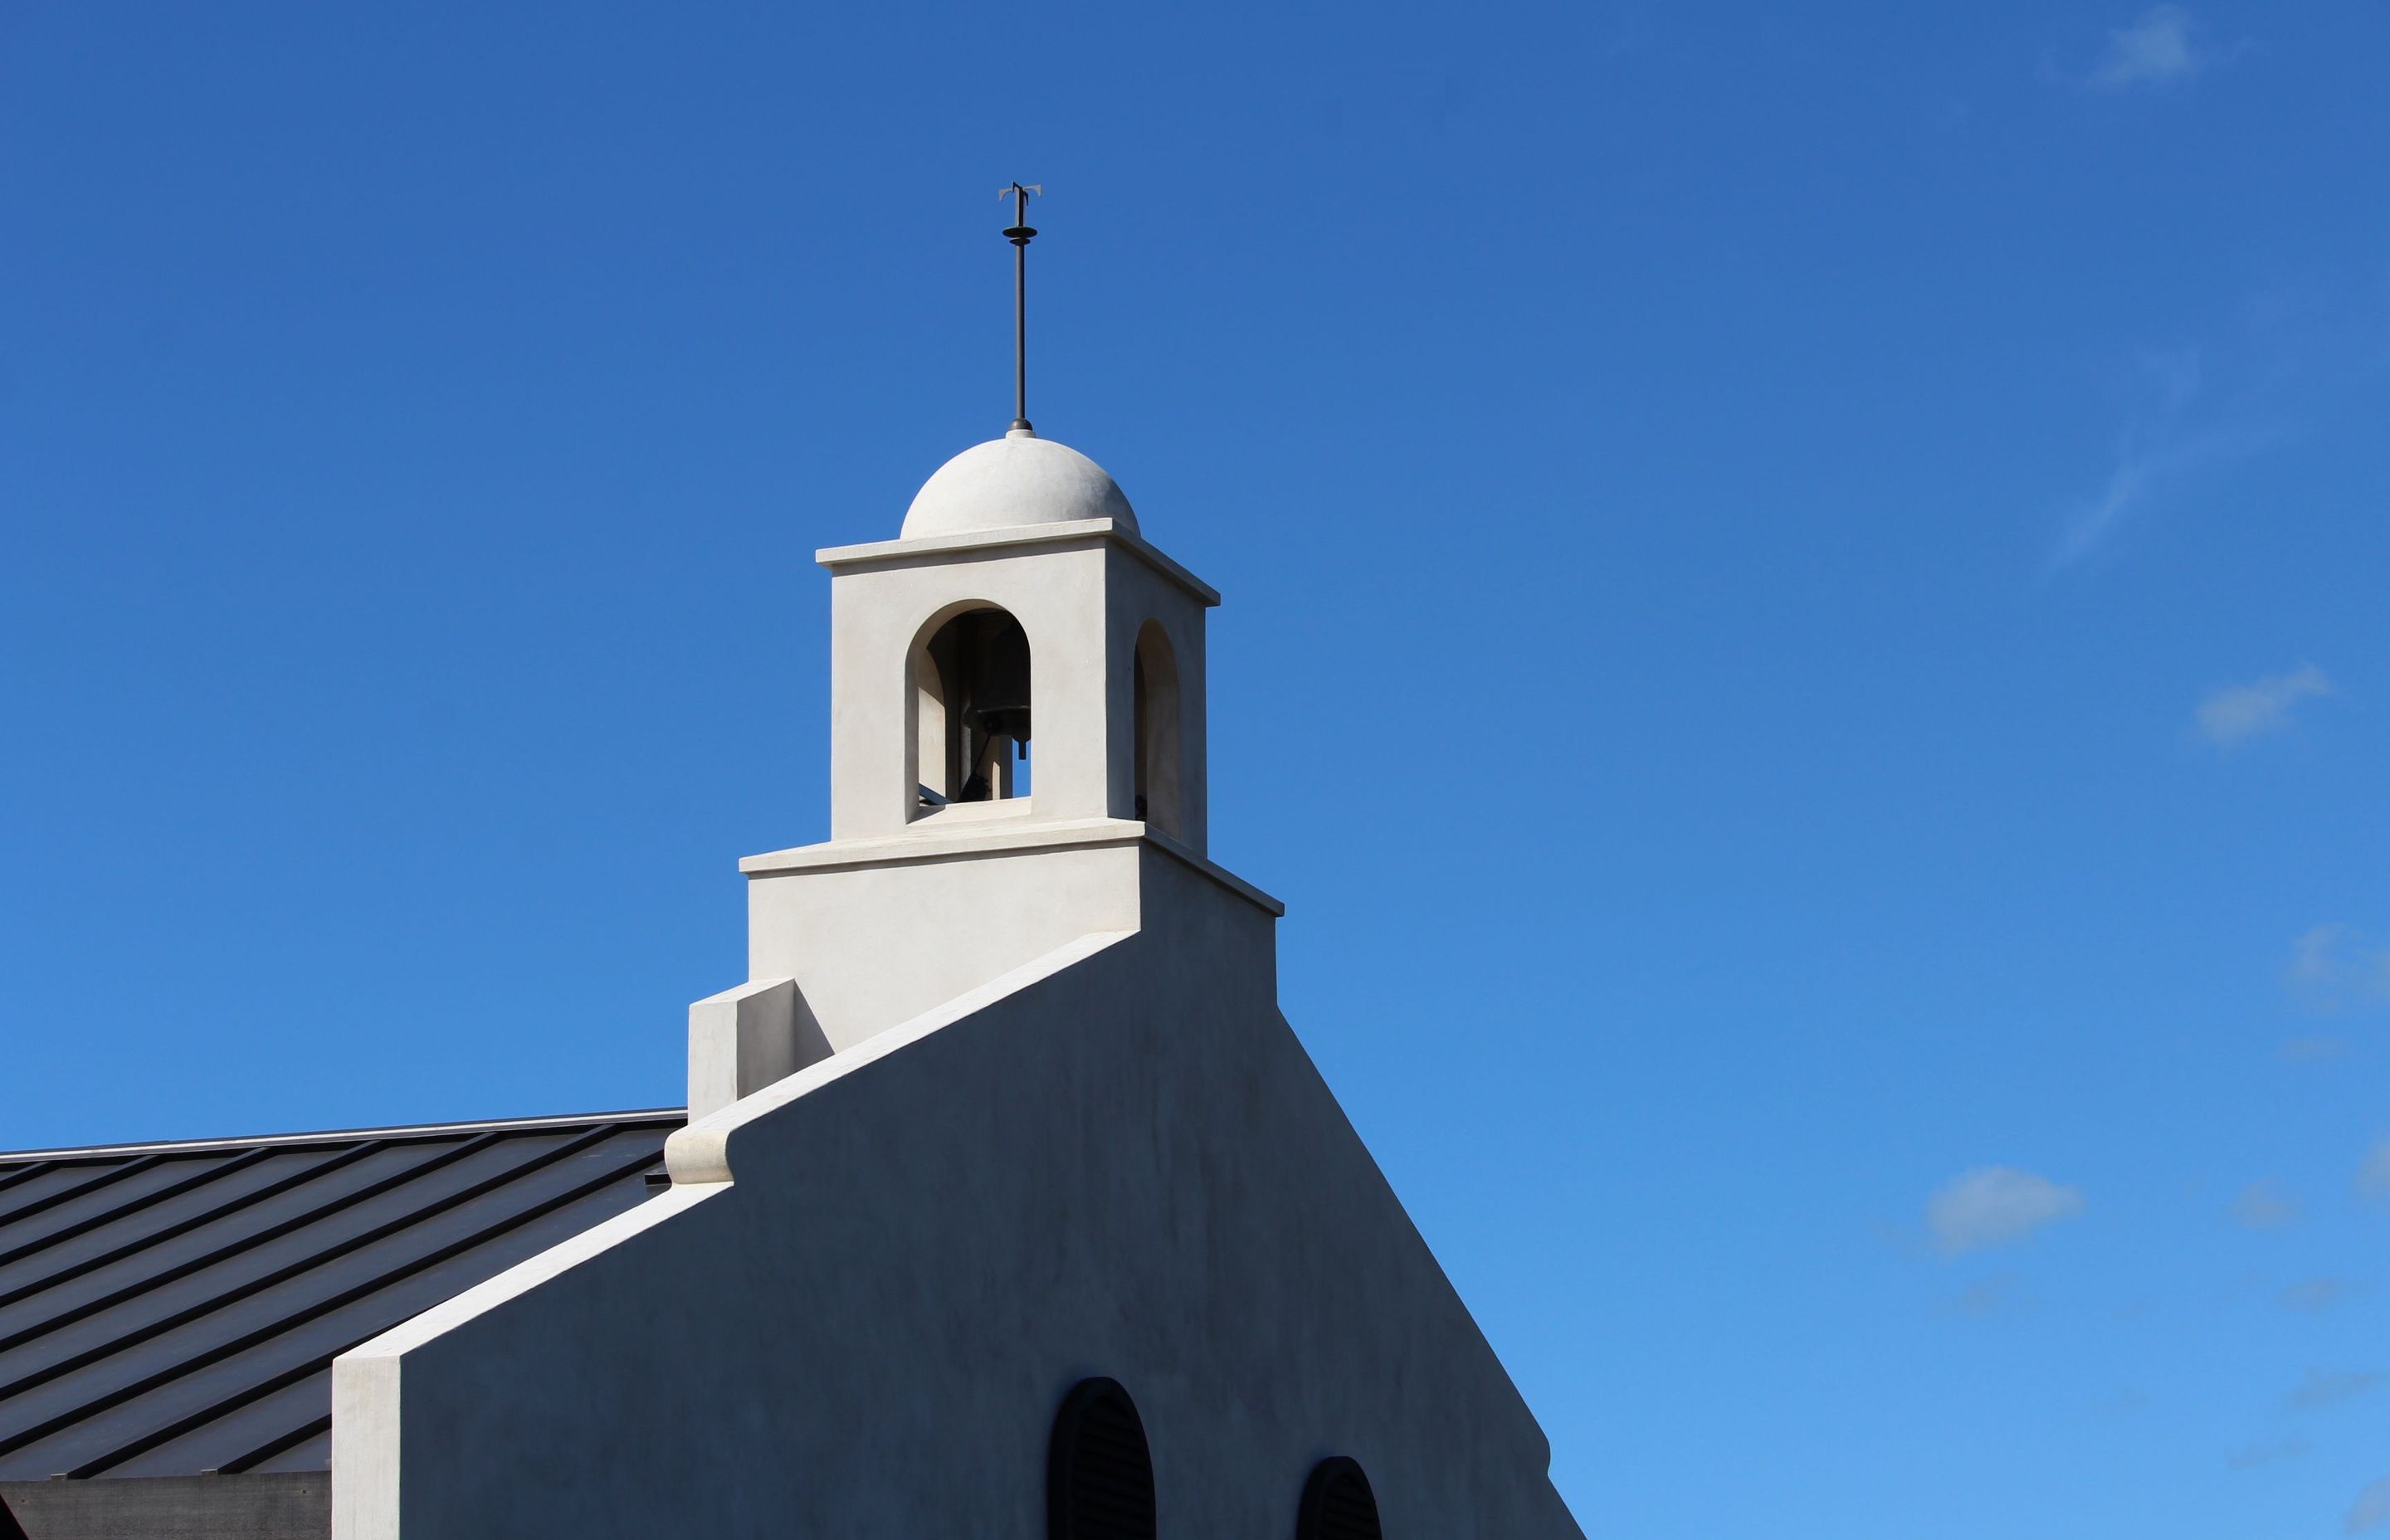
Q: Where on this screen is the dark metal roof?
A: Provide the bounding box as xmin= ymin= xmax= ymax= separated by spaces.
xmin=0 ymin=1109 xmax=680 ymax=1486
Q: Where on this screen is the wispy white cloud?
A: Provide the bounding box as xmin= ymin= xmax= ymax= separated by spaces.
xmin=2293 ymin=925 xmax=2345 ymax=987
xmin=2292 ymin=928 xmax=2390 ymax=1014
xmin=2280 ymin=1035 xmax=2349 ymax=1062
xmin=2349 ymin=1475 xmax=2390 ymax=1534
xmin=2281 ymin=1278 xmax=2354 ymax=1313
xmin=2092 ymin=7 xmax=2210 ymax=89
xmin=2359 ymin=1141 xmax=2390 ymax=1203
xmin=2048 ymin=277 xmax=2390 ymax=571
xmin=2227 ymin=1437 xmax=2308 ymax=1470
xmin=2197 ymin=664 xmax=2332 ymax=746
xmin=1946 ymin=1274 xmax=2022 ymax=1318
xmin=2051 ymin=348 xmax=2279 ymax=566
xmin=1927 ymin=1167 xmax=2085 ymax=1255
xmin=2231 ymin=1180 xmax=2300 ymax=1231
xmin=2292 ymin=1368 xmax=2386 ymax=1411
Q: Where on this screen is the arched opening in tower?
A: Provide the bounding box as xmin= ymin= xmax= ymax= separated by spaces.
xmin=1132 ymin=620 xmax=1180 ymax=835
xmin=912 ymin=606 xmax=1033 ymax=809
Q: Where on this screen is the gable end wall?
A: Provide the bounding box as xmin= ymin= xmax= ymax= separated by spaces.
xmin=339 ymin=849 xmax=1580 ymax=1538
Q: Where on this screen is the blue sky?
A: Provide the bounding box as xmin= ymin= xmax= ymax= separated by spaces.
xmin=4 ymin=2 xmax=2387 ymax=1534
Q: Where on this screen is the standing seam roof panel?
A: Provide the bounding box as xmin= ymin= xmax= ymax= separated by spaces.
xmin=0 ymin=1110 xmax=679 ymax=1484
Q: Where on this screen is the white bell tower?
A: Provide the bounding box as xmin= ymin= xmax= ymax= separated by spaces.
xmin=685 ymin=426 xmax=1276 ymax=1118
xmin=685 ymin=188 xmax=1280 ymax=1118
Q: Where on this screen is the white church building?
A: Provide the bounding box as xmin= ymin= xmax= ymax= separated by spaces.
xmin=0 ymin=222 xmax=1584 ymax=1539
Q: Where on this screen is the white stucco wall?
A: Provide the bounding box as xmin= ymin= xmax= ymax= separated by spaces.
xmin=332 ymin=848 xmax=1580 ymax=1538
xmin=744 ymin=829 xmax=1142 ymax=1054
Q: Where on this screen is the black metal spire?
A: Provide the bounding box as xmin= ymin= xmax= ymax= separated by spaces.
xmin=1002 ymin=181 xmax=1041 ymax=434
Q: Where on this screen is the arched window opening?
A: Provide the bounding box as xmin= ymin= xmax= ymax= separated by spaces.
xmin=1297 ymin=1456 xmax=1382 ymax=1540
xmin=1131 ymin=621 xmax=1181 ymax=834
xmin=1047 ymin=1377 xmax=1155 ymax=1540
xmin=911 ymin=607 xmax=1032 ymax=811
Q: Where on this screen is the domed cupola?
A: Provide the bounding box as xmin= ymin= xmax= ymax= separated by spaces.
xmin=900 ymin=428 xmax=1138 ymax=540
xmin=804 ymin=184 xmax=1218 ymax=860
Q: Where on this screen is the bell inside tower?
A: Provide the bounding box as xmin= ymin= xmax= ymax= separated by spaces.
xmin=912 ymin=607 xmax=1033 ymax=809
